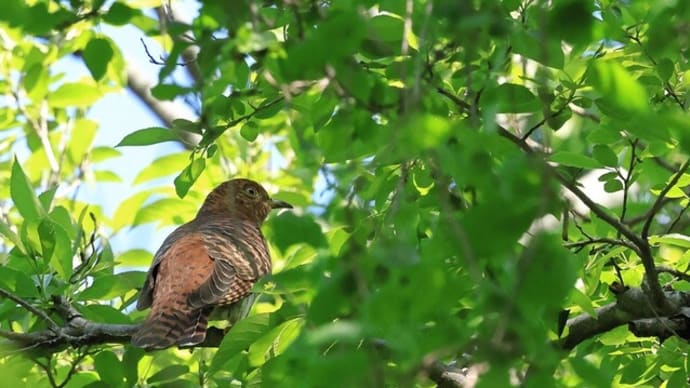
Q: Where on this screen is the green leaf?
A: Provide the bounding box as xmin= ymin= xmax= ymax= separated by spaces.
xmin=569 ymin=356 xmax=613 ymax=387
xmin=587 ymin=128 xmax=622 ymax=144
xmin=589 ymin=61 xmax=649 ymax=114
xmin=78 ymin=271 xmax=145 ymax=301
xmin=549 ymin=152 xmax=602 ymax=169
xmin=48 ymin=81 xmax=103 ymax=108
xmin=133 ymin=198 xmax=197 ymax=226
xmin=93 ymin=350 xmax=124 ymax=387
xmin=83 ymin=37 xmax=114 ymax=81
xmin=248 ymin=318 xmax=303 ymax=367
xmin=81 ymin=304 xmax=131 ymax=324
xmin=304 ymin=320 xmax=363 ymax=346
xmin=545 ymin=107 xmax=572 ymax=130
xmin=38 ymin=217 xmax=72 ymax=280
xmin=240 ymin=121 xmax=259 ymax=141
xmin=23 ymin=64 xmax=49 ymax=100
xmin=116 ymin=127 xmax=179 ymax=147
xmin=112 ymin=191 xmax=153 ymax=231
xmin=115 ymin=249 xmax=151 ymax=267
xmin=592 ymin=145 xmax=618 ymax=167
xmin=122 ymin=347 xmax=144 ymax=386
xmin=657 ymin=58 xmax=674 ymax=82
xmin=481 ymin=83 xmax=541 ymax=113
xmin=147 ymin=365 xmax=190 ymax=384
xmin=269 ymin=213 xmax=327 ymax=253
xmin=173 ymin=158 xmax=206 ymax=198
xmin=368 ymin=14 xmax=404 ymax=42
xmin=546 ymin=0 xmax=594 ymax=46
xmin=10 ymin=158 xmax=45 ymax=222
xmin=598 ymin=325 xmax=631 ymax=346
xmin=68 ymin=118 xmax=98 ymax=164
xmin=650 ymin=233 xmax=690 ymax=248
xmin=133 ymin=153 xmax=188 ymax=184
xmin=151 ymin=84 xmax=191 ymax=101
xmin=103 ymin=2 xmax=138 ymax=25
xmin=90 ymin=146 xmax=121 ymax=162
xmin=568 ymin=289 xmax=597 ymax=317
xmin=0 ymin=221 xmax=26 ymax=254
xmin=603 ymin=179 xmax=623 ymax=193
xmin=38 ymin=186 xmax=57 ymax=211
xmin=209 ymin=313 xmax=271 ymax=375
xmin=511 ymin=30 xmax=564 ymax=68
xmin=171 ymin=118 xmax=201 ymax=134
xmin=94 ymin=170 xmax=122 ymax=182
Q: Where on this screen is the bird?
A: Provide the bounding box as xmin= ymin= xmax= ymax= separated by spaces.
xmin=131 ymin=178 xmax=292 ymax=349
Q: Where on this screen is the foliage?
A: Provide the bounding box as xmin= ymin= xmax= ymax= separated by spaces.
xmin=1 ymin=0 xmax=690 ymax=386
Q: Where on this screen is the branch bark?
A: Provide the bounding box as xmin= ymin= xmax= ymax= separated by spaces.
xmin=0 ymin=319 xmax=225 ymax=356
xmin=426 ymin=361 xmax=470 ymax=388
xmin=562 ymin=287 xmax=690 ymax=349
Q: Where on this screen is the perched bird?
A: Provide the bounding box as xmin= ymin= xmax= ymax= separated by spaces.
xmin=131 ymin=179 xmax=292 ymax=349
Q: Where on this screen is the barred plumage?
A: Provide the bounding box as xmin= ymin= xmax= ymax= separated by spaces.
xmin=131 ymin=179 xmax=292 ymax=350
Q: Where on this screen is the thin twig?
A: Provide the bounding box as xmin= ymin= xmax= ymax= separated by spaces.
xmin=435 ymin=87 xmax=471 ymax=113
xmin=619 ymin=138 xmax=639 ymax=224
xmin=641 ymin=159 xmax=690 ymax=240
xmin=495 ymin=125 xmax=671 ymax=311
xmin=11 ymin=92 xmax=60 ymax=176
xmin=0 ymin=288 xmax=60 ymax=332
xmin=657 ymin=266 xmax=690 ymax=283
xmin=563 ymin=237 xmax=639 ymax=255
xmin=624 ymin=197 xmax=675 ymax=226
xmin=223 ymin=97 xmax=284 ymax=130
xmin=140 ymin=38 xmax=196 ymax=66
xmin=666 ymin=201 xmax=690 ymax=233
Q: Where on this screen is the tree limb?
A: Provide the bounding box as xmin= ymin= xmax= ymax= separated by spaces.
xmin=0 ymin=319 xmax=225 ymax=356
xmin=426 ymin=361 xmax=469 ymax=388
xmin=495 ymin=126 xmax=672 ymax=312
xmin=0 ymin=288 xmax=61 ymax=333
xmin=561 ymin=287 xmax=690 ymax=349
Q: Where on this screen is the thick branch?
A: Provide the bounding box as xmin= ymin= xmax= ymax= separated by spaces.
xmin=562 ymin=287 xmax=690 ymax=349
xmin=426 ymin=361 xmax=468 ymax=388
xmin=0 ymin=320 xmax=225 ymax=356
xmin=0 ymin=288 xmax=60 ymax=333
xmin=0 ymin=295 xmax=226 ymax=355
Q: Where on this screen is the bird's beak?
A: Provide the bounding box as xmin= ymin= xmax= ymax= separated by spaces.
xmin=270 ymin=199 xmax=293 ymax=209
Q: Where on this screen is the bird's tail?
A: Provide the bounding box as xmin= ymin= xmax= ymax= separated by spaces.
xmin=131 ymin=307 xmax=210 ymax=350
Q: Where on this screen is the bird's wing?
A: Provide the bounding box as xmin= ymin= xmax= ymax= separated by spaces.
xmin=136 ymin=224 xmax=195 ymax=310
xmin=131 ymin=231 xmax=215 ymax=349
xmin=187 ymin=220 xmax=272 ymax=309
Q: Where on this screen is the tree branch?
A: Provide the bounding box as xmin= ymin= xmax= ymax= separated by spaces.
xmin=0 ymin=288 xmax=60 ymax=333
xmin=0 ymin=296 xmax=229 ymax=356
xmin=641 ymin=159 xmax=690 ymax=240
xmin=0 ymin=319 xmax=226 ymax=356
xmin=425 ymin=361 xmax=468 ymax=388
xmin=563 ymin=237 xmax=640 ymax=255
xmin=495 ymin=126 xmax=672 ymax=312
xmin=562 ymin=287 xmax=690 ymax=349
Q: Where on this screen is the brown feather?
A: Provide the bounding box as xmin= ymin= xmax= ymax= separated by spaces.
xmin=131 ymin=179 xmax=291 ymax=350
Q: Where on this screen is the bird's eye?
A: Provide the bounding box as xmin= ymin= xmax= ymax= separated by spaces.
xmin=245 ymin=186 xmax=258 ymax=197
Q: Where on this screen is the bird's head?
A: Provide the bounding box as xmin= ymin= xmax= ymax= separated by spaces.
xmin=198 ymin=179 xmax=292 ymax=223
